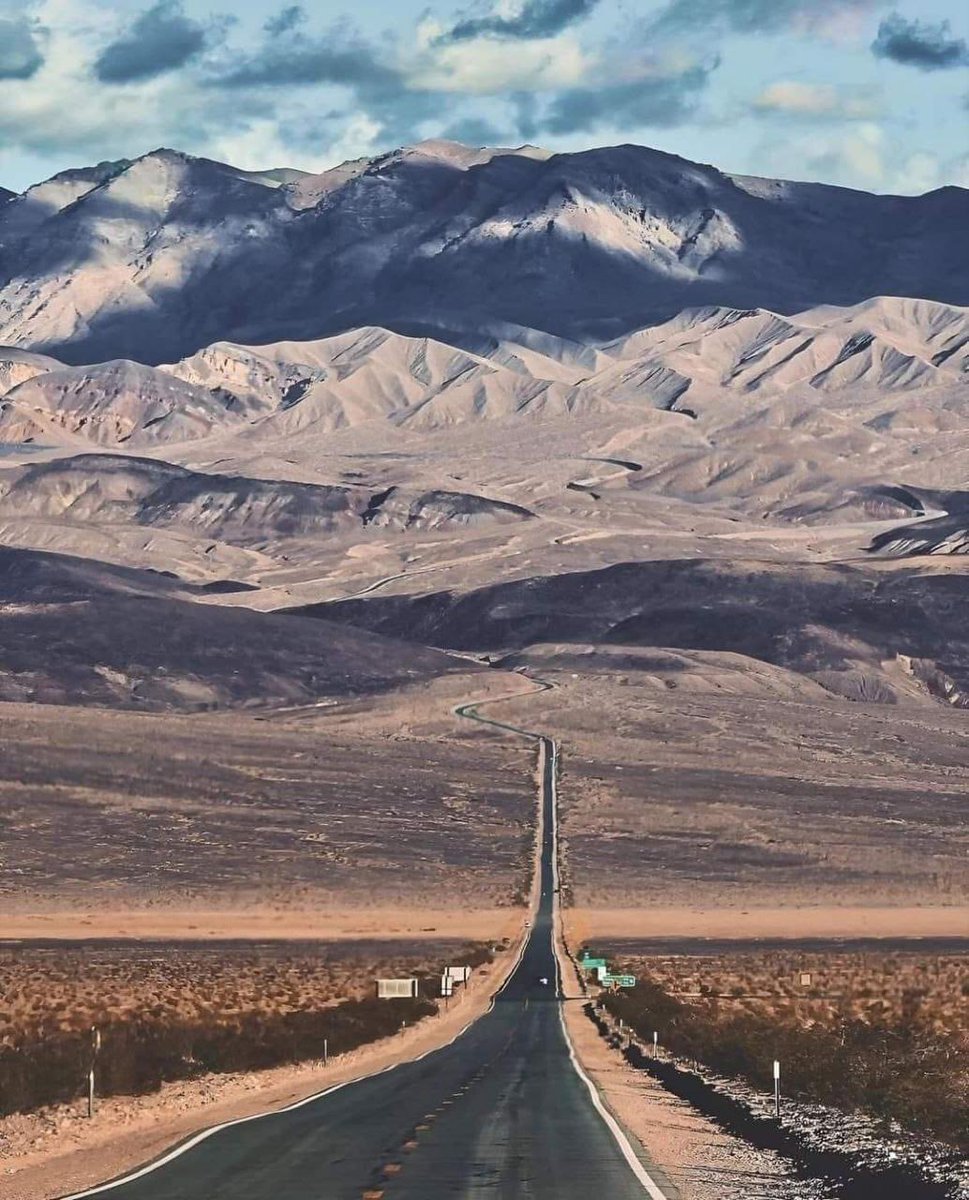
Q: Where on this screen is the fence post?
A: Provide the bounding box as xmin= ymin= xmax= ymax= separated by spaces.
xmin=88 ymin=1027 xmax=101 ymax=1119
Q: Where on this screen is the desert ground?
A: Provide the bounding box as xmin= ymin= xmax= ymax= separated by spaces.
xmin=456 ymin=657 xmax=969 ymax=918
xmin=0 ymin=676 xmax=537 ymax=919
xmin=586 ymin=943 xmax=969 ymax=1156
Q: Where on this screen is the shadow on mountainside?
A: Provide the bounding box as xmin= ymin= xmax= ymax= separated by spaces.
xmin=299 ymin=558 xmax=969 ymax=706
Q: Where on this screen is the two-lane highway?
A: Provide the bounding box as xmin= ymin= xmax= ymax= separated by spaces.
xmin=63 ymin=701 xmax=670 ymax=1200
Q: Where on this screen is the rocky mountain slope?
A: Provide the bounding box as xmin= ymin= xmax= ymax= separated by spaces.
xmin=0 ymin=140 xmax=966 ymax=364
xmin=0 ymin=453 xmax=533 ymax=543
xmin=2 ymin=296 xmax=965 ymax=449
xmin=307 ymin=558 xmax=969 ymax=707
xmin=0 ymin=348 xmax=61 ymax=396
xmin=0 ymin=545 xmax=470 ymax=710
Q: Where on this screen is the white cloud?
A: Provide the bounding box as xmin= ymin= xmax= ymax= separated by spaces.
xmin=205 ymin=119 xmax=320 ymax=173
xmin=752 ymin=81 xmax=880 ymax=120
xmin=0 ymin=0 xmax=287 ymax=169
xmin=317 ymin=112 xmax=382 ymax=165
xmin=886 ymin=150 xmax=969 ymax=195
xmin=894 ymin=151 xmax=944 ymax=195
xmin=798 ymin=123 xmax=887 ymax=188
xmin=948 ymin=153 xmax=969 ymax=190
xmin=749 ymin=122 xmax=968 ymax=195
xmin=748 ymin=122 xmax=888 ymax=190
xmin=410 ymin=33 xmax=594 ymax=94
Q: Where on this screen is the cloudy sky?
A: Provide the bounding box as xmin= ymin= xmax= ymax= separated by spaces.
xmin=1 ymin=0 xmax=966 ymax=194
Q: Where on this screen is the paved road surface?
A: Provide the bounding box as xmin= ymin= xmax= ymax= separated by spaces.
xmin=65 ymin=718 xmax=667 ymax=1200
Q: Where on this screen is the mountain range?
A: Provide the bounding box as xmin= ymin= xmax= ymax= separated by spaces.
xmin=0 ymin=138 xmax=968 ymax=713
xmin=1 ymin=295 xmax=965 ymax=450
xmin=1 ymin=140 xmax=967 ymax=365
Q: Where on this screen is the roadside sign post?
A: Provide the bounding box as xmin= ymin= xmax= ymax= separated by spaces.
xmin=773 ymin=1059 xmax=781 ymax=1118
xmin=88 ymin=1026 xmax=101 ymax=1119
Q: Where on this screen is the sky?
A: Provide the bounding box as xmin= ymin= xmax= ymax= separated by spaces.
xmin=0 ymin=0 xmax=966 ymax=194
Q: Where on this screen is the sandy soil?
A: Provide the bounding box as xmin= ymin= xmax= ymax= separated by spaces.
xmin=0 ymin=680 xmax=546 ymax=1200
xmin=0 ymin=907 xmax=520 ymax=942
xmin=566 ymin=906 xmax=969 ymax=942
xmin=560 ymin=1002 xmax=797 ymax=1199
xmin=1 ymin=929 xmax=528 ymax=1200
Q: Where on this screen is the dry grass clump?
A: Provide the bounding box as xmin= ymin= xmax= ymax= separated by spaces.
xmin=596 ymin=950 xmax=968 ymax=1150
xmin=0 ymin=940 xmax=492 ymax=1117
xmin=616 ymin=951 xmax=968 ymax=1036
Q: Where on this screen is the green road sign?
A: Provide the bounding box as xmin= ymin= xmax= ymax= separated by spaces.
xmin=579 ymin=957 xmax=607 ymax=972
xmin=597 ymin=973 xmax=635 ymax=988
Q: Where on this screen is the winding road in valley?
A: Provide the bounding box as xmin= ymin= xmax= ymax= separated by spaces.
xmin=60 ymin=690 xmax=668 ymax=1200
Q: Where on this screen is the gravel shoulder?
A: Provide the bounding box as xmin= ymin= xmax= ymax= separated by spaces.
xmin=555 ymin=914 xmax=800 ymax=1200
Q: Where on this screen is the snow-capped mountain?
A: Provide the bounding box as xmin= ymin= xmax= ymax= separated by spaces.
xmin=0 ymin=140 xmax=966 ymax=365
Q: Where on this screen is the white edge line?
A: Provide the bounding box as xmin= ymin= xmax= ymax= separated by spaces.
xmin=558 ymin=1008 xmax=671 ymax=1200
xmin=466 ymin=694 xmax=671 ymax=1198
xmin=546 ymin=734 xmax=672 ymax=1200
xmin=62 ymin=933 xmax=531 ymax=1200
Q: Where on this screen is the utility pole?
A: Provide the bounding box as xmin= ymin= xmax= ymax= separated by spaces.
xmin=88 ymin=1027 xmax=101 ymax=1119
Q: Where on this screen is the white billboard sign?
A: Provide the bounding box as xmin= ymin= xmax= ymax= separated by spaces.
xmin=376 ymin=978 xmax=419 ymax=998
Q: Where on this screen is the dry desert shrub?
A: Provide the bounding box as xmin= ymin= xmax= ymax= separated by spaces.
xmin=596 ymin=950 xmax=968 ymax=1150
xmin=0 ymin=940 xmax=492 ymax=1117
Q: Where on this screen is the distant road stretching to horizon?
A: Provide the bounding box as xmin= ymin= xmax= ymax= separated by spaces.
xmin=61 ymin=713 xmax=669 ymax=1200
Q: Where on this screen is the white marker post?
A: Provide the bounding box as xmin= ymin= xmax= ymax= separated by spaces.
xmin=773 ymin=1059 xmax=781 ymax=1119
xmin=88 ymin=1027 xmax=101 ymax=1119
xmin=323 ymin=1038 xmax=328 ymax=1067
xmin=653 ymin=1031 xmax=659 ymax=1058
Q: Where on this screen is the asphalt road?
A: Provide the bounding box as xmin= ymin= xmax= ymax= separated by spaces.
xmin=65 ymin=718 xmax=665 ymax=1200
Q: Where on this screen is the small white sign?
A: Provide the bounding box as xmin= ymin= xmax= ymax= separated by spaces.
xmin=376 ymin=978 xmax=419 ymax=999
xmin=773 ymin=1059 xmax=781 ymax=1081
